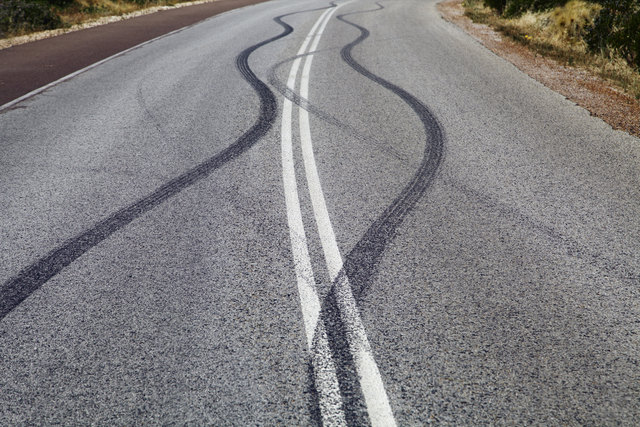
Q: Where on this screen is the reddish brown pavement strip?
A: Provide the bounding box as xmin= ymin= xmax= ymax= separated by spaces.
xmin=0 ymin=0 xmax=270 ymax=106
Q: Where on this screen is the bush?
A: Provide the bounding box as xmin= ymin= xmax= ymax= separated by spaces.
xmin=548 ymin=0 xmax=602 ymax=40
xmin=484 ymin=0 xmax=508 ymax=13
xmin=586 ymin=0 xmax=640 ymax=69
xmin=42 ymin=0 xmax=75 ymax=7
xmin=504 ymin=0 xmax=569 ymax=16
xmin=0 ymin=0 xmax=61 ymax=37
xmin=484 ymin=0 xmax=570 ymax=15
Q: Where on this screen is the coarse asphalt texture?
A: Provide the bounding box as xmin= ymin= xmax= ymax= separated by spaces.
xmin=1 ymin=0 xmax=639 ymax=425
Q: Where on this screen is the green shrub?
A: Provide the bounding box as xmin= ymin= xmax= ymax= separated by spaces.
xmin=0 ymin=0 xmax=61 ymax=37
xmin=586 ymin=0 xmax=640 ymax=69
xmin=43 ymin=0 xmax=75 ymax=7
xmin=484 ymin=0 xmax=570 ymax=15
xmin=484 ymin=0 xmax=508 ymax=13
xmin=505 ymin=0 xmax=569 ymax=16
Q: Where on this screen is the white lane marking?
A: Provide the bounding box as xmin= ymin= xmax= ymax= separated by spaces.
xmin=281 ymin=6 xmax=347 ymax=426
xmin=283 ymin=2 xmax=331 ymax=354
xmin=282 ymin=96 xmax=321 ymax=348
xmin=298 ymin=7 xmax=398 ymax=427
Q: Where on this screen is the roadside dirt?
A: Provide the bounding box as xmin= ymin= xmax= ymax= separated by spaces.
xmin=437 ymin=0 xmax=640 ymax=138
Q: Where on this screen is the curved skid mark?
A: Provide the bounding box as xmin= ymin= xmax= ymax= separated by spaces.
xmin=309 ymin=2 xmax=445 ymax=423
xmin=0 ymin=7 xmax=321 ymax=321
xmin=278 ymin=6 xmax=354 ymax=426
xmin=336 ymin=2 xmax=446 ymax=301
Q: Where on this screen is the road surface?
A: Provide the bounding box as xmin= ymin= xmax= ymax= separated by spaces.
xmin=1 ymin=0 xmax=639 ymax=425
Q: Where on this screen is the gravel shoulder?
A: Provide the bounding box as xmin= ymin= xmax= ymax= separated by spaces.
xmin=438 ymin=0 xmax=640 ymax=139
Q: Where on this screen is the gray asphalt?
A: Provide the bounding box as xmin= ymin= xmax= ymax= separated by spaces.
xmin=1 ymin=0 xmax=639 ymax=425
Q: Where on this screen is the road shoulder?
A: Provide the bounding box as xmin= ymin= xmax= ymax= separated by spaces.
xmin=438 ymin=0 xmax=640 ymax=138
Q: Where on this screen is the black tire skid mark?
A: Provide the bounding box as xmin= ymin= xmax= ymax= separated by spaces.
xmin=0 ymin=6 xmax=348 ymax=427
xmin=337 ymin=3 xmax=445 ymax=301
xmin=272 ymin=6 xmax=362 ymax=426
xmin=309 ymin=3 xmax=446 ymax=426
xmin=320 ymin=284 xmax=372 ymax=427
xmin=0 ymin=7 xmax=317 ymax=320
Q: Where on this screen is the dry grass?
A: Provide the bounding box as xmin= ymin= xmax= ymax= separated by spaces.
xmin=59 ymin=0 xmax=181 ymax=27
xmin=510 ymin=1 xmax=601 ymax=45
xmin=463 ymin=0 xmax=640 ymax=98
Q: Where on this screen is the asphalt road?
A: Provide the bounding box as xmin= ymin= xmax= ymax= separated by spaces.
xmin=1 ymin=0 xmax=639 ymax=425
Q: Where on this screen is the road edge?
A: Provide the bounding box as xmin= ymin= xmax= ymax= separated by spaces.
xmin=437 ymin=0 xmax=640 ymax=139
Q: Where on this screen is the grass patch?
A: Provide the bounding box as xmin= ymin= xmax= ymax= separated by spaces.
xmin=463 ymin=0 xmax=640 ymax=99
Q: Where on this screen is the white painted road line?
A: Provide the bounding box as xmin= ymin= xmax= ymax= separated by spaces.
xmin=281 ymin=6 xmax=347 ymax=426
xmin=297 ymin=5 xmax=397 ymax=427
xmin=280 ymin=2 xmax=397 ymax=426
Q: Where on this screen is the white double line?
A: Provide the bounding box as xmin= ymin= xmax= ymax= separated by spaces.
xmin=280 ymin=4 xmax=396 ymax=426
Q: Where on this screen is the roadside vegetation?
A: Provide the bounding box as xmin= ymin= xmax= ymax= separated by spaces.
xmin=0 ymin=0 xmax=193 ymax=38
xmin=464 ymin=0 xmax=640 ymax=98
